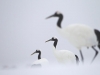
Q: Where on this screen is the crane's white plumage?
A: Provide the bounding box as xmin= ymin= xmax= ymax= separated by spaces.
xmin=57 ymin=24 xmax=98 ymax=49
xmin=46 ymin=37 xmax=79 ymax=64
xmin=53 ymin=47 xmax=76 ymax=64
xmin=46 ymin=11 xmax=100 ymax=63
xmin=31 ymin=50 xmax=49 ymax=67
xmin=32 ymin=58 xmax=49 ymax=65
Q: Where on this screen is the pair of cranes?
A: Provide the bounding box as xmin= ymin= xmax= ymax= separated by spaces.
xmin=31 ymin=37 xmax=79 ymax=67
xmin=31 ymin=11 xmax=100 ymax=67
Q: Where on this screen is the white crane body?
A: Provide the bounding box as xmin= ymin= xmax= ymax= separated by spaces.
xmin=57 ymin=24 xmax=98 ymax=49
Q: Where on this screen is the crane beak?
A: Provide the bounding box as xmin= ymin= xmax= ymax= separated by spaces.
xmin=46 ymin=14 xmax=54 ymax=19
xmin=45 ymin=39 xmax=52 ymax=43
xmin=31 ymin=52 xmax=36 ymax=55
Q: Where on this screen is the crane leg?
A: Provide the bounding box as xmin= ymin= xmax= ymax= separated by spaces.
xmin=79 ymin=50 xmax=84 ymax=63
xmin=91 ymin=46 xmax=99 ymax=63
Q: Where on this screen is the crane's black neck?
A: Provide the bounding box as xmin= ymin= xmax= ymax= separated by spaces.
xmin=57 ymin=14 xmax=63 ymax=28
xmin=38 ymin=51 xmax=41 ymax=60
xmin=53 ymin=39 xmax=58 ymax=48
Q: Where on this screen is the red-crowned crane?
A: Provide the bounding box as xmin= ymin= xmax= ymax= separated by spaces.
xmin=31 ymin=50 xmax=49 ymax=67
xmin=46 ymin=37 xmax=79 ymax=65
xmin=46 ymin=11 xmax=100 ymax=63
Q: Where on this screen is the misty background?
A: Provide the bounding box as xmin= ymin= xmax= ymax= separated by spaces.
xmin=0 ymin=0 xmax=100 ymax=68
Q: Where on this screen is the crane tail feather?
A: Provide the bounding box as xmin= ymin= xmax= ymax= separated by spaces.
xmin=94 ymin=29 xmax=100 ymax=50
xmin=98 ymin=45 xmax=100 ymax=50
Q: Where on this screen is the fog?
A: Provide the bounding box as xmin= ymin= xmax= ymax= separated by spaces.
xmin=0 ymin=0 xmax=100 ymax=74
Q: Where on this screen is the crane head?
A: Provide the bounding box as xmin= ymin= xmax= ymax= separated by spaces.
xmin=45 ymin=37 xmax=58 ymax=42
xmin=46 ymin=11 xmax=62 ymax=19
xmin=31 ymin=49 xmax=41 ymax=55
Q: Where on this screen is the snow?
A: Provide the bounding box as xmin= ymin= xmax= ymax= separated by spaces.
xmin=0 ymin=63 xmax=100 ymax=75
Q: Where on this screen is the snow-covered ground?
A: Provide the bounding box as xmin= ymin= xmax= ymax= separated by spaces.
xmin=0 ymin=63 xmax=100 ymax=75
